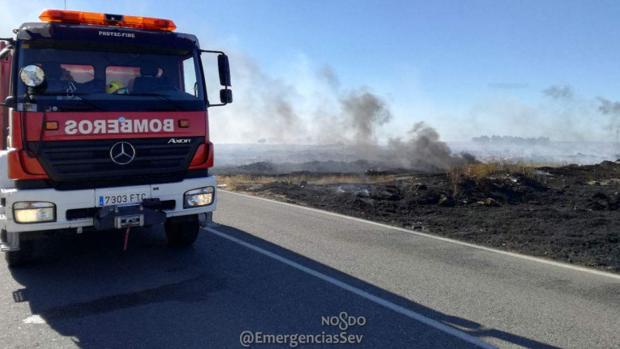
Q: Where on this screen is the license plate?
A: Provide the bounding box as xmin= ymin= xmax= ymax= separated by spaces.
xmin=115 ymin=215 xmax=144 ymax=229
xmin=97 ymin=192 xmax=148 ymax=207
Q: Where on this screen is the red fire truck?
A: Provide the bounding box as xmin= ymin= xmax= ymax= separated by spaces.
xmin=0 ymin=9 xmax=232 ymax=266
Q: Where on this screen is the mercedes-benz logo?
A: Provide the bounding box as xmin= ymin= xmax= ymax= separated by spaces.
xmin=109 ymin=141 xmax=136 ymax=165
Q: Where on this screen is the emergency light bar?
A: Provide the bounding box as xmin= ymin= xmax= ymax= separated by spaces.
xmin=39 ymin=9 xmax=176 ymax=32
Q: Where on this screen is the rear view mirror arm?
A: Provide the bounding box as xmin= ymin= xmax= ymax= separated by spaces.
xmin=0 ymin=38 xmax=15 ymax=60
xmin=200 ymin=49 xmax=233 ymax=107
xmin=200 ymin=49 xmax=225 ymax=55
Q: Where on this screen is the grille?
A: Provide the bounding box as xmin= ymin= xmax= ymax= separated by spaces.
xmin=66 ymin=200 xmax=176 ymax=220
xmin=33 ymin=137 xmax=202 ymax=189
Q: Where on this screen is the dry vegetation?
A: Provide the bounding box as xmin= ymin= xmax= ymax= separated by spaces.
xmin=220 ymin=162 xmax=552 ymax=200
xmin=217 ymin=160 xmax=620 ymax=272
xmin=446 ymin=162 xmax=548 ymax=197
xmin=449 ymin=162 xmax=538 ymax=179
xmin=218 ymin=173 xmax=400 ymax=190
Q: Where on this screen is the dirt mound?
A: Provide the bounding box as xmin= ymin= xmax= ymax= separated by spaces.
xmin=453 ymin=173 xmax=550 ymax=205
xmin=540 ymin=160 xmax=620 ymax=181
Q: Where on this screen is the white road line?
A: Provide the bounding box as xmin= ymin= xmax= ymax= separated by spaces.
xmin=207 ymin=226 xmax=497 ymax=349
xmin=23 ymin=314 xmax=46 ymax=324
xmin=221 ymin=190 xmax=620 ymax=281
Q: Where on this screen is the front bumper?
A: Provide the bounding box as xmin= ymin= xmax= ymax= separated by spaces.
xmin=0 ymin=176 xmax=217 ymax=234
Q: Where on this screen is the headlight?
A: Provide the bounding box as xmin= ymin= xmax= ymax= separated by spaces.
xmin=184 ymin=187 xmax=215 ymax=208
xmin=13 ymin=202 xmax=56 ymax=223
xmin=19 ymin=65 xmax=46 ymax=88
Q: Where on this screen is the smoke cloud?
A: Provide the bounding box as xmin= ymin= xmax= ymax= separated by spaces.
xmin=385 ymin=122 xmax=471 ymax=171
xmin=543 ymin=85 xmax=574 ymax=100
xmin=212 ymin=52 xmax=474 ymax=171
xmin=597 ymin=97 xmax=620 ymax=141
xmin=336 ymin=91 xmax=471 ymax=171
xmin=318 ymin=65 xmax=340 ymax=90
xmin=341 ymin=90 xmax=392 ymax=144
xmin=598 ymin=98 xmax=620 ymax=116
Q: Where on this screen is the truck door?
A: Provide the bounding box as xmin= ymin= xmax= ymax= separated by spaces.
xmin=0 ymin=41 xmax=12 ymax=149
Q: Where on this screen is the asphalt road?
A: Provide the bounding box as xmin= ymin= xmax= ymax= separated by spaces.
xmin=0 ymin=190 xmax=618 ymax=348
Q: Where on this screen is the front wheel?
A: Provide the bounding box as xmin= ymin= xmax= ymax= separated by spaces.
xmin=165 ymin=215 xmax=200 ymax=247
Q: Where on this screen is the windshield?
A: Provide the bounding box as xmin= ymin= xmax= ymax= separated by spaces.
xmin=16 ymin=44 xmax=205 ymax=112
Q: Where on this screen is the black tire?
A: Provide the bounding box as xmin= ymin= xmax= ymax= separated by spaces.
xmin=165 ymin=215 xmax=200 ymax=247
xmin=5 ymin=240 xmax=34 ymax=268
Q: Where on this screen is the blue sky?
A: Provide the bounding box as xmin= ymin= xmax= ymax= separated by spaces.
xmin=2 ymin=0 xmax=620 ymax=142
xmin=208 ymin=0 xmax=620 ymax=99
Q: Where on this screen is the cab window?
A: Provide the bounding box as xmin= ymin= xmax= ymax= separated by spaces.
xmin=182 ymin=57 xmax=198 ymax=96
xmin=106 ymin=66 xmax=165 ymax=94
xmin=60 ymin=64 xmax=94 ymax=83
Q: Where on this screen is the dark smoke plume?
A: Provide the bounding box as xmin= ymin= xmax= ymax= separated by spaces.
xmin=336 ymin=88 xmax=474 ymax=171
xmin=220 ymin=55 xmax=475 ymax=171
xmin=543 ymin=85 xmax=574 ymax=100
xmin=598 ymin=97 xmax=620 ymax=142
xmin=340 ymin=89 xmax=392 ymax=144
xmin=318 ymin=65 xmax=340 ymax=89
xmin=598 ymin=98 xmax=620 ymax=115
xmin=385 ymin=122 xmax=473 ymax=171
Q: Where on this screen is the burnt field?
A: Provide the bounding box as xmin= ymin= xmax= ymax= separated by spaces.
xmin=216 ymin=160 xmax=620 ymax=272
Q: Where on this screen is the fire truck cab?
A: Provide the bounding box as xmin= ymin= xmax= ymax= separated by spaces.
xmin=0 ymin=10 xmax=232 ymax=266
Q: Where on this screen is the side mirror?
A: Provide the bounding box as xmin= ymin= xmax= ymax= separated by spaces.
xmin=220 ymin=89 xmax=233 ymax=104
xmin=200 ymin=49 xmax=233 ymax=106
xmin=0 ymin=44 xmax=12 ymax=60
xmin=217 ymin=54 xmax=231 ymax=87
xmin=0 ymin=96 xmax=15 ymax=108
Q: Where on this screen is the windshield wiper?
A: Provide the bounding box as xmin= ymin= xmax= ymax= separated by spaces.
xmin=131 ymin=92 xmax=191 ymax=111
xmin=38 ymin=92 xmax=106 ymax=111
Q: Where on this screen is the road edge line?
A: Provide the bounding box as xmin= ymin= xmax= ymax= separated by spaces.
xmin=220 ymin=190 xmax=620 ymax=281
xmin=207 ymin=226 xmax=497 ymax=349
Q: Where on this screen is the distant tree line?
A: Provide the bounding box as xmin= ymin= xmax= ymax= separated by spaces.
xmin=472 ymin=135 xmax=551 ymax=145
